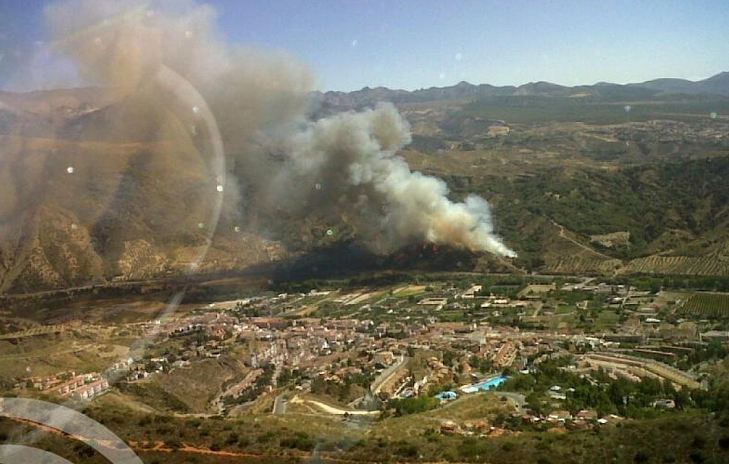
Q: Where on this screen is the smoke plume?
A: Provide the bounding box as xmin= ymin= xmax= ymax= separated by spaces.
xmin=268 ymin=104 xmax=516 ymax=256
xmin=40 ymin=0 xmax=515 ymax=258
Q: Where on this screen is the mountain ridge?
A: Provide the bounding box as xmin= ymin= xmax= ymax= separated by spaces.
xmin=315 ymin=72 xmax=729 ymax=108
xmin=3 ymin=72 xmax=728 ymax=109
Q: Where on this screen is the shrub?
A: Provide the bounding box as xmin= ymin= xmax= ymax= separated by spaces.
xmin=165 ymin=438 xmax=181 ymax=450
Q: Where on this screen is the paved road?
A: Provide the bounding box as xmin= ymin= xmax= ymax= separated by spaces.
xmin=272 ymin=395 xmax=287 ymax=415
xmin=371 ymin=355 xmax=408 ymax=395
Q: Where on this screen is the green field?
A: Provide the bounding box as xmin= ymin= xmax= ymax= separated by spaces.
xmin=392 ymin=285 xmax=427 ymax=297
xmin=595 ymin=310 xmax=620 ymax=327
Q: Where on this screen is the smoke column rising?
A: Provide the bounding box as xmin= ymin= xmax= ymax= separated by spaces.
xmin=43 ymin=0 xmax=516 ymax=258
xmin=273 ymin=104 xmax=516 ymax=256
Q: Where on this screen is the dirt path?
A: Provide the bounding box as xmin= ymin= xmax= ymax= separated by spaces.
xmin=550 ymin=220 xmax=612 ymax=260
xmin=289 ymin=395 xmax=379 ymax=416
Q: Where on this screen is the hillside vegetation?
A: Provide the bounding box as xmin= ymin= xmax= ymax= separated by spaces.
xmin=1 ymin=85 xmax=729 ymax=293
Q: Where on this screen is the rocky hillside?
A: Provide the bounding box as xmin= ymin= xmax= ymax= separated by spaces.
xmin=0 ymin=89 xmax=287 ymax=293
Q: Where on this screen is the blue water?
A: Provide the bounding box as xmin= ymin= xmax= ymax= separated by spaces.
xmin=461 ymin=375 xmax=507 ymax=393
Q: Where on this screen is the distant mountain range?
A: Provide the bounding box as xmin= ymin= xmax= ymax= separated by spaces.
xmin=316 ymin=72 xmax=729 ymax=108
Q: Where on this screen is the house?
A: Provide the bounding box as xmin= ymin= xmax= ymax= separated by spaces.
xmin=418 ymin=298 xmax=448 ymax=310
xmin=373 ymin=351 xmax=395 ymax=367
xmin=701 ymin=331 xmax=729 ymax=343
xmin=73 ymin=378 xmax=109 ymax=400
xmin=250 ymin=317 xmax=290 ymax=330
xmin=460 ymin=285 xmax=483 ymax=299
xmin=575 ymin=409 xmax=598 ymax=421
xmin=547 ymin=410 xmax=572 ymax=423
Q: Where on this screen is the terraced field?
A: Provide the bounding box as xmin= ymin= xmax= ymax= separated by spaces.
xmin=545 ymin=256 xmax=622 ymax=275
xmin=620 ymin=256 xmax=729 ymax=277
xmin=680 ymin=293 xmax=729 ymax=318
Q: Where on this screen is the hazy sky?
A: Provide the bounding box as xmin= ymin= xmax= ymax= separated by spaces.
xmin=2 ymin=0 xmax=729 ymax=91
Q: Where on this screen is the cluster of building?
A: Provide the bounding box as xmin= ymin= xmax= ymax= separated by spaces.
xmin=18 ymin=371 xmax=109 ymax=400
xmin=519 ymin=409 xmax=624 ymax=430
xmin=9 ymin=277 xmax=723 ymax=420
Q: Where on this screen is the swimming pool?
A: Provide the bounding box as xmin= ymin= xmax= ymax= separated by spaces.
xmin=459 ymin=375 xmax=507 ymax=394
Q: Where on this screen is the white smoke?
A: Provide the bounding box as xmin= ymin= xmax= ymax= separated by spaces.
xmin=40 ymin=0 xmax=515 ymax=258
xmin=272 ymin=104 xmax=516 ymax=256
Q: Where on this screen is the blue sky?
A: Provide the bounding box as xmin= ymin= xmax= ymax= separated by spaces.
xmin=2 ymin=0 xmax=729 ymax=91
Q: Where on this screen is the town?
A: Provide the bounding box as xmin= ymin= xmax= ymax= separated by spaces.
xmin=4 ymin=273 xmax=727 ymax=443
